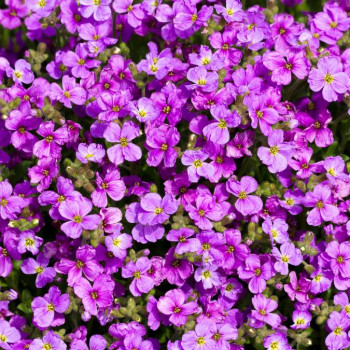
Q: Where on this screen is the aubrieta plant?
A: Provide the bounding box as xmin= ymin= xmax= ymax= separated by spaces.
xmin=0 ymin=0 xmax=350 ymax=349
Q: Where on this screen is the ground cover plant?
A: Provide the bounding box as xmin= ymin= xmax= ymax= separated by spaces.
xmin=0 ymin=0 xmax=350 ymax=349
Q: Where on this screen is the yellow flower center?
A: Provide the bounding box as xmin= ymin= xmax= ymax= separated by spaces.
xmin=314 ymin=274 xmax=322 ymax=282
xmin=281 ymin=255 xmax=289 ymax=263
xmin=73 ymin=215 xmax=83 ymax=223
xmin=139 ymin=110 xmax=147 ymax=117
xmin=296 ymin=318 xmax=305 ymax=325
xmin=133 ymin=271 xmax=141 ymax=279
xmin=112 ymin=105 xmax=120 ymax=112
xmin=91 ymin=291 xmax=98 ymax=299
xmin=197 ymin=337 xmax=206 ymax=345
xmin=328 ymin=168 xmax=336 ymax=176
xmin=285 ymin=198 xmax=294 ymax=206
xmin=0 ymin=334 xmax=7 ymax=342
xmin=226 ymin=8 xmax=233 ymax=15
xmin=63 ymin=91 xmax=70 ymax=98
xmin=43 ymin=344 xmax=52 ymax=350
xmin=315 ymin=201 xmax=324 ymax=209
xmin=202 ymin=270 xmax=211 ymax=278
xmin=330 ymin=21 xmax=338 ymax=28
xmin=36 ymin=266 xmax=44 ymax=274
xmin=76 ymin=260 xmax=85 ymax=268
xmin=255 ymin=268 xmax=261 ymax=276
xmin=238 ymin=191 xmax=247 ymax=199
xmin=218 ymin=119 xmax=227 ymax=129
xmin=25 ymin=238 xmax=34 ymax=246
xmin=163 ymin=106 xmax=171 ymax=114
xmin=202 ymin=243 xmax=210 ymax=251
xmin=197 ymin=79 xmax=206 ymax=85
xmin=154 ymin=207 xmax=163 ymax=215
xmin=334 ymin=327 xmax=343 ymax=336
xmin=120 ymin=138 xmax=128 ymax=147
xmin=259 ymin=309 xmax=266 ymax=315
xmin=202 ymin=57 xmax=210 ymax=65
xmin=113 ymin=238 xmax=120 ymax=247
xmin=193 ymin=159 xmax=202 ymax=168
xmin=14 ymin=71 xmax=22 ymax=79
xmin=161 ymin=143 xmax=168 ymax=151
xmin=285 ymin=63 xmax=293 ymax=70
xmin=191 ymin=14 xmax=198 ymax=22
xmin=47 ymin=303 xmax=55 ymax=311
xmin=38 ymin=0 xmax=46 ymax=7
xmin=324 ymin=73 xmax=334 ymax=84
xmin=337 ymin=255 xmax=344 ymax=263
xmin=0 ymin=199 xmax=7 ymax=207
xmin=173 ymin=307 xmax=181 ymax=313
xmin=270 ymin=146 xmax=279 ymax=155
xmin=78 ymin=59 xmax=85 ymax=65
xmin=198 ymin=209 xmax=205 ymax=216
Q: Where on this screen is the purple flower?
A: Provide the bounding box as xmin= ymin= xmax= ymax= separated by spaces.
xmin=226 ymin=176 xmax=263 ymax=216
xmin=122 ymin=257 xmax=154 ymax=297
xmin=50 ymin=75 xmax=86 ymax=108
xmin=146 ymin=125 xmax=180 ymax=168
xmin=104 ymin=121 xmax=142 ymax=165
xmin=91 ymin=169 xmax=125 ymax=208
xmin=257 ymin=129 xmax=293 ymax=173
xmin=251 ymin=294 xmax=281 ymax=327
xmin=262 ymin=218 xmax=289 ymax=245
xmin=131 ymin=97 xmax=159 ymax=123
xmin=5 ymin=109 xmax=41 ymax=152
xmin=26 ymin=0 xmax=55 ymax=17
xmin=303 ymin=184 xmax=339 ymax=226
xmin=181 ymin=322 xmax=216 ymax=350
xmin=157 ymin=289 xmax=197 ymax=327
xmin=166 ymin=228 xmax=200 ymax=254
xmin=76 ymin=143 xmax=105 ymax=164
xmin=63 ymin=44 xmax=100 ymax=79
xmin=187 ymin=67 xmax=218 ymax=92
xmin=6 ymin=59 xmax=34 ymax=84
xmin=18 ymin=230 xmax=43 ymax=255
xmin=214 ymin=0 xmax=243 ymax=23
xmin=97 ymin=91 xmax=131 ymax=121
xmin=32 ymin=286 xmax=69 ymax=328
xmin=29 ymin=330 xmax=67 ymax=350
xmin=203 ymin=105 xmax=240 ymax=145
xmin=33 ymin=121 xmax=67 ymax=159
xmin=263 ymin=50 xmax=309 ymax=85
xmin=226 ymin=131 xmax=254 ymax=158
xmin=21 ymin=253 xmax=56 ymax=288
xmin=181 ymin=150 xmax=215 ymax=183
xmin=291 ymin=310 xmax=312 ymax=330
xmin=325 ymin=311 xmax=350 ymax=350
xmin=284 ymin=271 xmax=311 ymax=303
xmin=58 ymin=198 xmax=101 ymax=239
xmin=272 ymin=242 xmax=303 ymax=275
xmin=70 ymin=335 xmax=107 ymax=350
xmin=308 ymin=57 xmax=349 ymax=102
xmin=0 ymin=319 xmax=21 ymax=350
xmin=55 ymin=245 xmax=103 ymax=287
xmin=80 ymin=0 xmax=112 ymax=21
xmin=0 ymin=181 xmax=25 ymax=220
xmin=138 ymin=193 xmax=178 ymax=226
xmin=74 ymin=274 xmax=114 ymax=316
xmin=194 ymin=265 xmax=221 ymax=289
xmin=105 ymin=229 xmax=132 ymax=259
xmin=238 ymin=254 xmax=273 ymax=294
xmin=174 ymin=4 xmax=212 ymax=32
xmin=113 ymin=0 xmax=145 ymax=28
xmin=263 ymin=333 xmax=291 ymax=350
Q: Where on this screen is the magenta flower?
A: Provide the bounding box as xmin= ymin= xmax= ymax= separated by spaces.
xmin=122 ymin=257 xmax=154 ymax=297
xmin=214 ymin=0 xmax=243 ymax=22
xmin=105 ymin=229 xmax=132 ymax=259
xmin=166 ymin=228 xmax=200 ymax=254
xmin=284 ymin=271 xmax=311 ymax=303
xmin=33 ymin=121 xmax=68 ymax=159
xmin=157 ymin=289 xmax=198 ymax=327
xmin=272 ymin=242 xmax=303 ymax=275
xmin=187 ymin=67 xmax=218 ymax=92
xmin=203 ymin=105 xmax=240 ymax=145
xmin=226 ymin=131 xmax=254 ymax=158
xmin=0 ymin=181 xmax=25 ymax=220
xmin=226 ymin=176 xmax=263 ymax=216
xmin=91 ymin=170 xmax=125 ymax=208
xmin=251 ymin=294 xmax=281 ymax=327
xmin=257 ymin=129 xmax=293 ymax=173
xmin=18 ymin=230 xmax=43 ymax=255
xmin=145 ymin=125 xmax=180 ymax=168
xmin=97 ymin=91 xmax=131 ymax=121
xmin=63 ymin=44 xmax=100 ymax=79
xmin=0 ymin=319 xmax=21 ymax=350
xmin=181 ymin=150 xmax=215 ymax=183
xmin=263 ymin=50 xmax=309 ymax=85
xmin=237 ymin=254 xmax=273 ymax=294
xmin=55 ymin=245 xmax=103 ymax=287
xmin=325 ymin=311 xmax=350 ymax=350
xmin=138 ymin=193 xmax=178 ymax=226
xmin=74 ymin=274 xmax=114 ymax=316
xmin=50 ymin=75 xmax=86 ymax=108
xmin=58 ymin=198 xmax=101 ymax=239
xmin=130 ymin=97 xmax=159 ymax=123
xmin=174 ymin=4 xmax=212 ymax=32
xmin=181 ymin=322 xmax=216 ymax=350
xmin=29 ymin=330 xmax=67 ymax=350
xmin=21 ymin=253 xmax=56 ymax=288
xmin=76 ymin=143 xmax=105 ymax=164
xmin=104 ymin=121 xmax=142 ymax=165
xmin=112 ymin=0 xmax=144 ymax=28
xmin=5 ymin=109 xmax=41 ymax=152
xmin=303 ymin=184 xmax=339 ymax=226
xmin=6 ymin=59 xmax=34 ymax=84
xmin=32 ymin=286 xmax=69 ymax=328
xmin=26 ymin=0 xmax=55 ymax=17
xmin=308 ymin=57 xmax=349 ymax=102
xmin=80 ymin=0 xmax=112 ymax=21
xmin=291 ymin=310 xmax=312 ymax=330
xmin=194 ymin=265 xmax=221 ymax=289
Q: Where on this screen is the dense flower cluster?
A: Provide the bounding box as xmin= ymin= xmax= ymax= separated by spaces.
xmin=0 ymin=0 xmax=350 ymax=349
